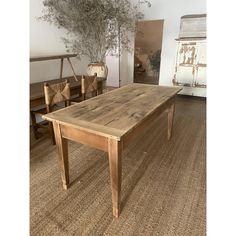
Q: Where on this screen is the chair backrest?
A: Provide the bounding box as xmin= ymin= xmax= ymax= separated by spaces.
xmin=44 ymin=80 xmax=70 ymax=112
xmin=81 ymin=73 xmax=98 ymax=100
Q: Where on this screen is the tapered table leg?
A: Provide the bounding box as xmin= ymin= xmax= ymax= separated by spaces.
xmin=53 ymin=121 xmax=69 ymax=190
xmin=168 ymin=102 xmax=175 ymax=140
xmin=60 ymin=58 xmax=64 ymax=79
xmin=108 ymin=138 xmax=122 ymax=217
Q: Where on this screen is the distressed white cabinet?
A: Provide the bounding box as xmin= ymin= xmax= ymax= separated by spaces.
xmin=173 ymin=14 xmax=206 ymax=97
xmin=173 ymin=39 xmax=206 ymax=97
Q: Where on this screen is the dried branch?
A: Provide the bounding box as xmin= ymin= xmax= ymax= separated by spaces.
xmin=39 ymin=0 xmax=151 ymax=62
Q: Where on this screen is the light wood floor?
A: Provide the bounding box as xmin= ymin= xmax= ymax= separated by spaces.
xmin=30 ymin=95 xmax=206 ymax=236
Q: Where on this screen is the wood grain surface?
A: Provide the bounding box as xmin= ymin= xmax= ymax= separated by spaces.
xmin=43 ymin=83 xmax=182 ymax=140
xmin=30 ymin=54 xmax=77 ymax=62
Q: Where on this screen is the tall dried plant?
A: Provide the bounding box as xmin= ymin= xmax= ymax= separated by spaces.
xmin=39 ymin=0 xmax=151 ymax=63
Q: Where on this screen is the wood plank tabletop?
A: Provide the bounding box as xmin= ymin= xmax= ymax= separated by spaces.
xmin=43 ymin=83 xmax=182 ymax=140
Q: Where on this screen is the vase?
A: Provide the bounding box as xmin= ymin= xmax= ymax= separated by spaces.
xmin=87 ymin=62 xmax=108 ymax=92
xmin=87 ymin=62 xmax=108 ymax=78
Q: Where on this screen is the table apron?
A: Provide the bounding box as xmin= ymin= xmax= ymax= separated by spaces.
xmin=123 ymin=96 xmax=175 ymax=149
xmin=60 ymin=124 xmax=109 ymax=152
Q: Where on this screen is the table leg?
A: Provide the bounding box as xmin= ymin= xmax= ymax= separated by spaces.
xmin=60 ymin=58 xmax=64 ymax=79
xmin=108 ymin=138 xmax=122 ymax=217
xmin=53 ymin=121 xmax=70 ymax=190
xmin=67 ymin=58 xmax=78 ymax=81
xmin=167 ymin=102 xmax=175 ymax=140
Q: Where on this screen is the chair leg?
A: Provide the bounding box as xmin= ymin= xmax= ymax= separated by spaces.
xmin=30 ymin=111 xmax=39 ymax=139
xmin=49 ymin=121 xmax=56 ymax=145
xmin=66 ymin=100 xmax=71 ymax=106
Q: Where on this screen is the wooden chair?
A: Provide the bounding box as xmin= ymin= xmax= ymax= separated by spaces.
xmin=71 ymin=73 xmax=98 ymax=103
xmin=30 ymin=80 xmax=71 ymax=144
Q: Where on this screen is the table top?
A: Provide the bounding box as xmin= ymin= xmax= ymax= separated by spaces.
xmin=43 ymin=83 xmax=182 ymax=140
xmin=30 ymin=54 xmax=77 ymax=62
xmin=30 ymin=76 xmax=105 ymax=101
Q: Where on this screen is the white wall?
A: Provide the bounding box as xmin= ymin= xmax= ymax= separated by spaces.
xmin=30 ymin=0 xmax=89 ymax=83
xmin=30 ymin=0 xmax=126 ymax=86
xmin=118 ymin=0 xmax=206 ymax=86
xmin=30 ymin=0 xmax=206 ymax=86
xmin=106 ymin=55 xmax=120 ymax=87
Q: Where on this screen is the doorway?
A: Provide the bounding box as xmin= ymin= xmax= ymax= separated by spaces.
xmin=134 ymin=20 xmax=164 ymax=85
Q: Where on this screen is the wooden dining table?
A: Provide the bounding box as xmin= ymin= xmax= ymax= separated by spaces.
xmin=30 ymin=76 xmax=105 ymax=109
xmin=43 ymin=83 xmax=182 ymax=218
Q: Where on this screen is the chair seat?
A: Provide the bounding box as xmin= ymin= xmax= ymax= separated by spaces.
xmin=31 ymin=104 xmax=64 ymax=115
xmin=70 ymin=96 xmax=83 ymax=103
xmin=31 ymin=107 xmax=47 ymax=115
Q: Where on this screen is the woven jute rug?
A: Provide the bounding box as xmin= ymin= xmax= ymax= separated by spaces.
xmin=30 ymin=96 xmax=206 ymax=236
